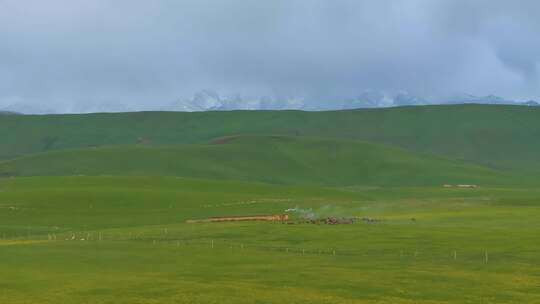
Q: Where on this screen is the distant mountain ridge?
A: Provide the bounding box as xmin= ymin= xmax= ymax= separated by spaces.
xmin=165 ymin=91 xmax=539 ymax=112
xmin=1 ymin=90 xmax=538 ymax=114
xmin=0 ymin=110 xmax=21 ymax=115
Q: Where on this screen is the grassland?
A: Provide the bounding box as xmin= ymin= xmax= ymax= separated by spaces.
xmin=2 ymin=104 xmax=540 ymax=173
xmin=1 ymin=105 xmax=540 ymax=303
xmin=0 ymin=136 xmax=516 ymax=186
xmin=1 ymin=176 xmax=539 ymax=303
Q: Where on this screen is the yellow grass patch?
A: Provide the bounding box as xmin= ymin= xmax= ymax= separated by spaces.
xmin=0 ymin=240 xmax=49 ymax=246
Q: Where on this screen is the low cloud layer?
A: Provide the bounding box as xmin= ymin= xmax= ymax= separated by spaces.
xmin=1 ymin=0 xmax=539 ymax=112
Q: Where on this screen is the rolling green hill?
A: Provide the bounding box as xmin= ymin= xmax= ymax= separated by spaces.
xmin=1 ymin=104 xmax=540 ymax=173
xmin=0 ymin=135 xmax=515 ymax=186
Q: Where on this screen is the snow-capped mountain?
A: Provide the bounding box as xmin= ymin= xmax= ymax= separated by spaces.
xmin=442 ymin=94 xmax=514 ymax=105
xmin=165 ymin=90 xmax=306 ymax=112
xmin=1 ymin=90 xmax=538 ymax=114
xmin=337 ymin=91 xmax=392 ymax=109
xmin=166 ymin=90 xmax=428 ymax=111
xmin=393 ymin=92 xmax=429 ymax=106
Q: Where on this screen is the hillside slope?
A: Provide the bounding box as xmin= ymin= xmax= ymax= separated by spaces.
xmin=1 ymin=105 xmax=539 ymax=172
xmin=0 ymin=136 xmax=514 ymax=186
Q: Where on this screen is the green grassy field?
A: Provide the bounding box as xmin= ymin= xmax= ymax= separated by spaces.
xmin=3 ymin=104 xmax=540 ymax=173
xmin=0 ymin=136 xmax=517 ymax=186
xmin=1 ymin=105 xmax=540 ymax=303
xmin=1 ymin=176 xmax=539 ymax=303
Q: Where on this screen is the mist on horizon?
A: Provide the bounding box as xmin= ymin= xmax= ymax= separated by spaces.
xmin=2 ymin=0 xmax=540 ymax=113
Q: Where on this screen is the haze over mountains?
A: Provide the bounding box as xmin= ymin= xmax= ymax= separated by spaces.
xmin=1 ymin=91 xmax=538 ymax=114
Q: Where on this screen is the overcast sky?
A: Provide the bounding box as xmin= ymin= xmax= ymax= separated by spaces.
xmin=1 ymin=0 xmax=540 ymax=111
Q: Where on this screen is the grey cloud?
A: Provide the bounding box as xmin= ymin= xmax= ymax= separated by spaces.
xmin=1 ymin=0 xmax=539 ymax=112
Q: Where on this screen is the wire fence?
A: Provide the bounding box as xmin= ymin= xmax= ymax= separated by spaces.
xmin=2 ymin=229 xmax=538 ymax=266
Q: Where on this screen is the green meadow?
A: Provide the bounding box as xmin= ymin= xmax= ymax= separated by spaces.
xmin=0 ymin=136 xmax=514 ymax=186
xmin=1 ymin=105 xmax=540 ymax=303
